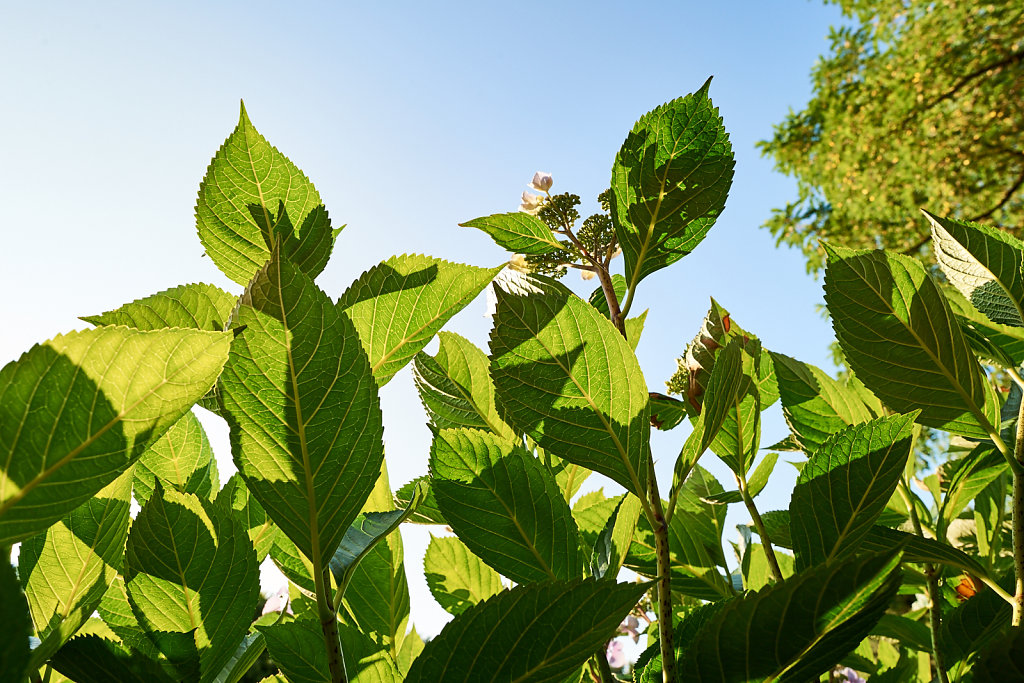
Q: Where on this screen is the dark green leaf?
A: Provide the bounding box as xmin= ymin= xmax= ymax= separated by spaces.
xmin=259 ymin=618 xmax=400 ymax=683
xmin=49 ymin=635 xmax=175 ymax=683
xmin=610 ymin=78 xmax=734 ymax=287
xmin=214 ymin=474 xmax=282 ymax=563
xmin=970 ymin=627 xmax=1024 ymax=683
xmin=824 ymin=245 xmax=1001 ymax=439
xmin=0 ymin=559 xmax=29 ymax=683
xmin=789 ymin=413 xmax=917 ymax=569
xmin=406 ymin=579 xmax=646 ymax=683
xmin=489 ymin=274 xmax=651 ymax=498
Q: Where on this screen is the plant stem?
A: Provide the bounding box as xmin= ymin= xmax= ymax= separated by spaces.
xmin=735 ymin=472 xmax=783 ymax=583
xmin=1013 ymin=388 xmax=1024 ymax=625
xmin=647 ymin=470 xmax=676 ymax=683
xmin=596 ymin=266 xmax=627 ymax=336
xmin=595 ymin=645 xmax=615 ymax=683
xmin=314 ymin=566 xmax=348 ymax=683
xmin=899 ymin=480 xmax=949 ymax=683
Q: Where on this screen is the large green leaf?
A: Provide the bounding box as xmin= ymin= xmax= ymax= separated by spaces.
xmin=81 ymin=283 xmax=237 ymax=331
xmin=770 ymin=352 xmax=877 ymax=454
xmin=927 ymin=210 xmax=1024 ymax=327
xmin=413 ymin=331 xmax=514 ymax=437
xmin=824 ymin=245 xmax=1001 ymax=440
xmin=337 ymin=254 xmax=501 ymax=386
xmin=489 ymin=274 xmax=651 ymax=498
xmin=423 ymin=535 xmax=503 ymax=616
xmin=405 ymin=578 xmax=646 ymax=683
xmin=676 ymin=551 xmax=902 ymax=682
xmin=970 ymin=627 xmax=1024 ymax=683
xmin=789 ymin=413 xmax=917 ymax=570
xmin=258 ymin=618 xmax=400 ymax=683
xmin=19 ymin=469 xmax=132 ymax=670
xmin=0 ymin=559 xmax=30 ymax=683
xmin=214 ymin=474 xmax=282 ymax=563
xmin=460 ymin=212 xmax=563 ymax=255
xmin=0 ymin=326 xmax=231 ymax=545
xmin=196 ymin=103 xmax=335 ymax=286
xmin=219 ymin=250 xmax=384 ymax=570
xmin=48 ymin=635 xmax=176 ymax=683
xmin=610 ymin=77 xmax=734 ymax=288
xmin=124 ymin=488 xmax=259 ymax=682
xmin=133 ymin=410 xmax=218 ymax=507
xmin=430 ymin=428 xmax=583 ymax=584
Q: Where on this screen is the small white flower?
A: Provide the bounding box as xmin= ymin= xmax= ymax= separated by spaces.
xmin=509 ymin=254 xmax=530 ymax=272
xmin=519 ymin=191 xmax=544 ymax=215
xmin=580 ymin=269 xmax=596 ymax=281
xmin=610 ymin=245 xmax=622 ymax=259
xmin=529 ymin=171 xmax=553 ymax=193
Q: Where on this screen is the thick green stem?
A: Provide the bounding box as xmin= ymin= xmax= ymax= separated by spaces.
xmin=735 ymin=472 xmax=783 ymax=583
xmin=314 ymin=566 xmax=348 ymax=683
xmin=899 ymin=481 xmax=949 ymax=683
xmin=647 ymin=470 xmax=676 ymax=683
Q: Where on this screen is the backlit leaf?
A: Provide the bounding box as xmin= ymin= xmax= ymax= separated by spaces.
xmin=423 ymin=536 xmax=503 ymax=616
xmin=133 ymin=410 xmax=218 ymax=507
xmin=460 ymin=212 xmax=563 ymax=255
xmin=81 ymin=283 xmax=237 ymax=332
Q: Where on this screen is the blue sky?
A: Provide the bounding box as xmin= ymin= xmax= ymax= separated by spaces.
xmin=1 ymin=1 xmax=848 ymax=637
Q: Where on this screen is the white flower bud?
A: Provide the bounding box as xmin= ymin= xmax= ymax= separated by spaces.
xmin=509 ymin=254 xmax=529 ymax=272
xmin=519 ymin=191 xmax=544 ymax=215
xmin=580 ymin=269 xmax=596 ymax=281
xmin=529 ymin=171 xmax=553 ymax=192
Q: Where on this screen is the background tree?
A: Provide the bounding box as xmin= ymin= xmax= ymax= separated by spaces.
xmin=760 ymin=0 xmax=1024 ymax=272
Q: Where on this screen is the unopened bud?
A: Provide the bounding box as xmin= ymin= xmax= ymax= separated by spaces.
xmin=581 ymin=269 xmax=596 ymax=281
xmin=519 ymin=191 xmax=544 ymax=215
xmin=529 ymin=171 xmax=553 ymax=193
xmin=509 ymin=254 xmax=530 ymax=272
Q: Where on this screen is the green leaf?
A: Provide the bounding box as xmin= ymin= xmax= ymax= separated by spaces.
xmin=460 ymin=212 xmax=562 ymax=255
xmin=544 ymin=450 xmax=591 ymax=503
xmin=338 ymin=254 xmax=501 ymax=386
xmin=940 ymin=444 xmax=1007 ymax=527
xmin=870 ymin=615 xmax=931 ymax=653
xmin=571 ymin=490 xmax=621 ymax=553
xmin=219 ymin=250 xmax=385 ymax=570
xmin=937 ymin=576 xmax=1013 ymax=670
xmin=330 ymin=481 xmax=425 ymax=604
xmin=742 ymin=543 xmax=795 ymax=591
xmin=610 ymin=77 xmax=734 ymax=287
xmin=0 ymin=559 xmax=30 ymax=683
xmin=210 ymin=631 xmax=265 ymax=683
xmin=489 ymin=274 xmax=651 ymax=498
xmin=214 ymin=474 xmax=282 ymax=563
xmin=770 ymin=352 xmax=877 ymax=454
xmin=395 ymin=627 xmax=425 ymax=677
xmin=824 ymin=245 xmax=1001 ymax=440
xmin=413 ymin=331 xmax=514 ymax=437
xmin=0 ymin=326 xmax=231 ymax=545
xmin=698 ymin=337 xmax=744 ymax=453
xmin=589 ymin=494 xmax=642 ymax=579
xmin=746 ymin=452 xmax=779 ymax=498
xmin=196 ymin=103 xmax=335 ymax=286
xmin=259 ymin=619 xmax=401 ymax=683
xmin=677 ymin=550 xmax=902 ymax=682
xmin=405 ymin=578 xmax=647 ymax=683
xmin=649 ymin=392 xmax=688 ymax=431
xmin=625 ymin=310 xmax=647 ymax=352
xmin=97 ymin=576 xmax=162 ymax=660
xmin=81 ymin=283 xmax=237 ymax=331
xmin=927 ymin=210 xmax=1024 ymax=327
xmin=587 ymin=274 xmax=627 ymax=318
xmin=423 ymin=536 xmax=503 ymax=616
xmin=709 ymin=338 xmax=772 ymax=475
xmin=20 ymin=468 xmax=132 ymax=670
xmin=430 ymin=428 xmax=583 ymax=584
xmin=134 ymin=410 xmax=218 ymax=507
xmin=970 ymin=626 xmax=1024 ymax=683
xmin=48 ymin=635 xmax=175 ymax=683
xmin=124 ymin=488 xmax=260 ymax=682
xmin=789 ymin=413 xmax=917 ymax=570
xmin=394 ymin=477 xmax=445 ymax=525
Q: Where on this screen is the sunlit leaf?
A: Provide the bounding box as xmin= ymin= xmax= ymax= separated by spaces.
xmin=81 ymin=283 xmax=237 ymax=331
xmin=423 ymin=536 xmax=503 ymax=616
xmin=460 ymin=212 xmax=563 ymax=255
xmin=133 ymin=410 xmax=218 ymax=507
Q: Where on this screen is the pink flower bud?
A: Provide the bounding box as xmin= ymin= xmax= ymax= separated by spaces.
xmin=529 ymin=171 xmax=553 ymax=192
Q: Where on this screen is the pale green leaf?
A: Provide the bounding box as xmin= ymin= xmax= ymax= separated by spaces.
xmin=699 ymin=337 xmax=743 ymax=453
xmin=460 ymin=212 xmax=562 ymax=255
xmin=677 ymin=551 xmax=902 ymax=682
xmin=770 ymin=352 xmax=877 ymax=454
xmin=589 ymin=494 xmax=642 ymax=580
xmin=81 ymin=283 xmax=237 ymax=331
xmin=544 ymin=449 xmax=591 ymax=503
xmin=124 ymin=488 xmax=260 ymax=682
xmin=789 ymin=413 xmax=917 ymax=569
xmin=413 ymin=331 xmax=514 ymax=437
xmin=395 ymin=627 xmax=424 ymax=677
xmin=610 ymin=77 xmax=734 ymax=287
xmin=423 ymin=536 xmax=503 ymax=616
xmin=489 ymin=274 xmax=651 ymax=498
xmin=746 ymin=451 xmax=779 ymax=498
xmin=0 ymin=326 xmax=231 ymax=545
xmin=220 ymin=250 xmax=384 ymax=570
xmin=20 ymin=468 xmax=132 ymax=670
xmin=741 ymin=543 xmax=795 ymax=591
xmin=214 ymin=474 xmax=282 ymax=563
xmin=649 ymin=392 xmax=688 ymax=431
xmin=430 ymin=428 xmax=583 ymax=584
xmin=97 ymin=576 xmax=162 ymax=660
xmin=338 ymin=254 xmax=501 ymax=386
xmin=571 ymin=489 xmax=620 ymax=553
xmin=405 ymin=579 xmax=647 ymax=683
xmin=824 ymin=245 xmax=1001 ymax=440
xmin=927 ymin=210 xmax=1024 ymax=327
xmin=196 ymin=103 xmax=335 ymax=286
xmin=134 ymin=410 xmax=218 ymax=507
xmin=393 ymin=477 xmax=445 ymax=525
xmin=0 ymin=559 xmax=30 ymax=683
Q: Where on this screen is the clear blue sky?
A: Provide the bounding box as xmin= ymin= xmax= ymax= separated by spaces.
xmin=1 ymin=1 xmax=847 ymax=637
